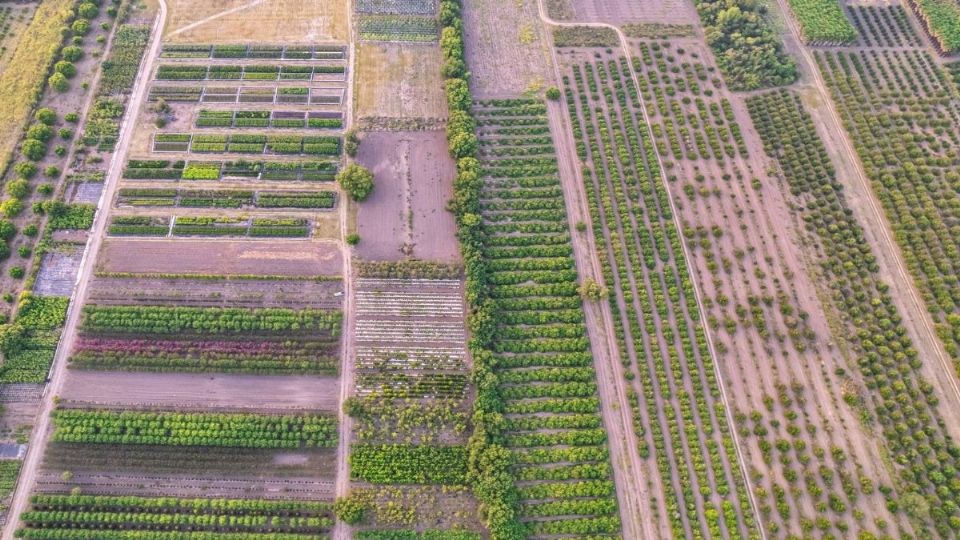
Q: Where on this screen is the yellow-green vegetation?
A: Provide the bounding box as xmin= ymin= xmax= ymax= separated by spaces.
xmin=0 ymin=0 xmax=76 ymax=173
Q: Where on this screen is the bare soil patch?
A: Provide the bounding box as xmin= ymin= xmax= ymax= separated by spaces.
xmin=164 ymin=0 xmax=349 ymax=43
xmin=88 ymin=276 xmax=343 ymax=309
xmin=97 ymin=238 xmax=343 ymax=276
xmin=569 ymin=0 xmax=695 ymax=24
xmin=59 ymin=371 xmax=340 ymax=412
xmin=461 ymin=0 xmax=551 ymax=98
xmin=355 ymin=131 xmax=459 ymax=263
xmin=355 ymin=42 xmax=447 ymax=125
xmin=35 ymin=470 xmax=334 ymax=500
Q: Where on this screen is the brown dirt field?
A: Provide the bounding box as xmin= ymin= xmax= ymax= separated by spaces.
xmin=570 ymin=0 xmax=695 ymax=24
xmin=97 ymin=238 xmax=343 ymax=276
xmin=59 ymin=371 xmax=340 ymax=412
xmin=354 ymin=131 xmax=459 ymax=263
xmin=355 ymin=42 xmax=448 ymax=124
xmin=164 ymin=0 xmax=349 ymax=43
xmin=461 ymin=0 xmax=552 ymax=98
xmin=34 ymin=470 xmax=335 ymax=500
xmin=87 ymin=276 xmax=343 ymax=309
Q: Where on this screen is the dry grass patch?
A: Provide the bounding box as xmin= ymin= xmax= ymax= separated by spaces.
xmin=355 ymin=41 xmax=447 ymax=127
xmin=0 ymin=0 xmax=75 ymax=173
xmin=164 ymin=0 xmax=349 ymax=43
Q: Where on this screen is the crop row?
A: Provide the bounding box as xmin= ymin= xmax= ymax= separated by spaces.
xmin=70 ymin=333 xmax=339 ymax=375
xmin=148 ymin=85 xmax=343 ymax=104
xmin=784 ymin=0 xmax=857 ymax=44
xmin=52 ymin=409 xmax=337 ymax=449
xmin=106 ymin=215 xmax=313 ymax=238
xmin=156 ymin=63 xmax=345 ymax=81
xmin=747 ymin=88 xmax=960 ymax=537
xmin=160 ymin=43 xmax=346 ymax=60
xmin=123 ymin=159 xmax=337 ymax=182
xmin=564 ymin=57 xmax=757 ymax=538
xmin=358 ymin=14 xmax=438 ymax=42
xmin=196 ymin=109 xmax=342 ymax=129
xmin=816 ymin=50 xmax=960 ymax=383
xmin=79 ymin=304 xmax=341 ymax=335
xmin=17 ymin=494 xmax=334 ymax=538
xmin=847 ymin=4 xmax=922 ymax=47
xmin=350 ymin=444 xmax=467 ymax=484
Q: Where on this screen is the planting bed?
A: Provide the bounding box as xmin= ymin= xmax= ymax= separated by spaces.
xmin=149 ymin=85 xmax=345 ymax=104
xmin=123 ymin=158 xmax=339 ymax=182
xmin=116 ymin=187 xmax=337 ymax=210
xmin=156 ymin=63 xmax=346 ymax=81
xmin=61 ymin=371 xmax=341 ymax=411
xmin=572 ymin=0 xmax=694 ymax=24
xmin=196 ymin=109 xmax=343 ymax=129
xmin=161 ymin=43 xmax=347 ymax=60
xmin=152 ymin=133 xmax=341 ymax=156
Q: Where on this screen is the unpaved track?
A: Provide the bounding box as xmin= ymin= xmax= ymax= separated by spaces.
xmin=534 ymin=5 xmax=767 ymax=539
xmin=771 ymin=0 xmax=960 ymax=437
xmin=0 ymin=2 xmax=168 ymax=537
xmin=331 ymin=5 xmax=357 ymax=538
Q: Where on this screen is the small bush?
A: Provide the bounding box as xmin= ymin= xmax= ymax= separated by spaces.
xmin=346 ymin=233 xmax=360 ymax=245
xmin=49 ymin=72 xmax=70 ymax=92
xmin=35 ymin=108 xmax=57 ymax=125
xmin=8 ymin=267 xmax=24 ymax=279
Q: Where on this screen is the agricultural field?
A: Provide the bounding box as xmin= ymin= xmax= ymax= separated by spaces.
xmin=6 ymin=0 xmax=960 ymax=534
xmin=355 ymin=43 xmax=447 ymax=127
xmin=163 ymin=0 xmax=350 ymax=43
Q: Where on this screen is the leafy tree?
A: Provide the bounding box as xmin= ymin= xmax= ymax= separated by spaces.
xmin=546 ymin=86 xmax=561 ymax=100
xmin=71 ymin=18 xmax=91 ymax=35
xmin=346 ymin=233 xmax=360 ymax=245
xmin=446 ymin=78 xmax=471 ymax=111
xmin=0 ymin=220 xmax=15 ymax=241
xmin=77 ymin=2 xmax=99 ymax=18
xmin=21 ymin=139 xmax=47 ymax=161
xmin=55 ymin=60 xmax=77 ymax=78
xmin=6 ymin=180 xmax=29 ymax=200
xmin=34 ymin=108 xmax=57 ymax=125
xmin=333 ymin=496 xmax=365 ymax=525
xmin=0 ymin=199 xmax=23 ymax=218
xmin=578 ymin=278 xmax=608 ymax=301
xmin=48 ymin=72 xmax=69 ymax=92
xmin=14 ymin=162 xmax=37 ymax=179
xmin=61 ymin=46 xmax=84 ymax=62
xmin=344 ymin=129 xmax=360 ymax=157
xmin=337 ymin=164 xmax=375 ymax=202
xmin=26 ymin=123 xmax=53 ymax=143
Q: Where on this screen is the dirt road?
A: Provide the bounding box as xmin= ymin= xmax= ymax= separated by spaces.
xmin=331 ymin=5 xmax=358 ymax=538
xmin=0 ymin=2 xmax=168 ymax=537
xmin=533 ymin=5 xmax=767 ymax=539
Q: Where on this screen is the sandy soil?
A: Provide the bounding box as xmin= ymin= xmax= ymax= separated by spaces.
xmin=97 ymin=238 xmax=343 ymax=276
xmin=462 ymin=0 xmax=552 ymax=98
xmin=60 ymin=371 xmax=340 ymax=412
xmin=164 ymin=0 xmax=349 ymax=43
xmin=571 ymin=0 xmax=695 ymax=24
xmin=354 ymin=131 xmax=459 ymax=263
xmin=355 ymin=42 xmax=447 ymax=123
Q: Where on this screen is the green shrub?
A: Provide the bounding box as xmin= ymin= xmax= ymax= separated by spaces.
xmin=26 ymin=124 xmax=53 ymax=143
xmin=54 ymin=60 xmax=77 ymax=78
xmin=334 ymin=496 xmax=365 ymax=525
xmin=61 ymin=46 xmax=84 ymax=62
xmin=346 ymin=233 xmax=360 ymax=245
xmin=21 ymin=139 xmax=46 ymax=161
xmin=14 ymin=162 xmax=37 ymax=179
xmin=337 ymin=163 xmax=375 ymax=201
xmin=48 ymin=72 xmax=69 ymax=92
xmin=77 ymin=1 xmax=98 ymax=18
xmin=71 ymin=18 xmax=91 ymax=35
xmin=34 ymin=108 xmax=57 ymax=125
xmin=44 ymin=166 xmax=61 ymax=178
xmin=6 ymin=180 xmax=29 ymax=200
xmin=9 ymin=267 xmax=24 ymax=279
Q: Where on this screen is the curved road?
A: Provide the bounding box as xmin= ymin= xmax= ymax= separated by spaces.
xmin=532 ymin=5 xmax=768 ymax=540
xmin=0 ymin=1 xmax=168 ymax=536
